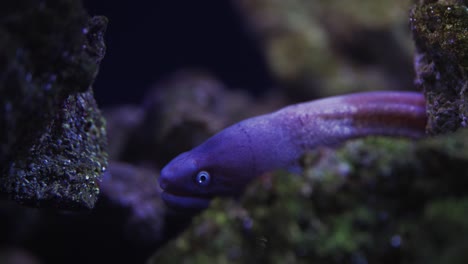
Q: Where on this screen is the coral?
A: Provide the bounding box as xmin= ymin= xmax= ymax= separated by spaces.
xmin=151 ymin=129 xmax=468 ymax=263
xmin=410 ymin=0 xmax=468 ymax=134
xmin=0 ymin=0 xmax=108 ymax=209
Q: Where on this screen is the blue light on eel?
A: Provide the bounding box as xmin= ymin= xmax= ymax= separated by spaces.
xmin=159 ymin=91 xmax=426 ymax=210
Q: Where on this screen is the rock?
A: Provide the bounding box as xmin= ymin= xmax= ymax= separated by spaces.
xmin=0 ymin=0 xmax=108 ymax=209
xmin=410 ymin=0 xmax=468 ymax=134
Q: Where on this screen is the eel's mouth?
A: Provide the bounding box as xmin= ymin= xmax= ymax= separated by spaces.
xmin=161 ymin=191 xmax=212 ymax=211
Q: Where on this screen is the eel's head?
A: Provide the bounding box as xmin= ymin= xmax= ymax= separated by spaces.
xmin=159 ymin=128 xmax=256 ymax=212
xmin=159 ymin=151 xmax=213 ymax=211
xmin=159 ymin=150 xmax=254 ymax=212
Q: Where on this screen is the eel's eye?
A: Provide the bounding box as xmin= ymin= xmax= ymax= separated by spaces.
xmin=195 ymin=170 xmax=211 ymax=186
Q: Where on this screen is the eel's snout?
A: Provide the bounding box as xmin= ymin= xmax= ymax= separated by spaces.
xmin=159 ymin=152 xmax=212 ymax=211
xmin=158 ymin=173 xmax=169 ymax=191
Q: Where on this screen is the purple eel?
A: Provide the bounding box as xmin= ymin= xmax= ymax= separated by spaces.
xmin=159 ymin=91 xmax=426 ymax=210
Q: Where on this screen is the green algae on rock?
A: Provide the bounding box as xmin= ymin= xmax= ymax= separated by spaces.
xmin=0 ymin=0 xmax=108 ymax=209
xmin=410 ymin=0 xmax=468 ymax=134
xmin=152 ymin=129 xmax=468 ymax=263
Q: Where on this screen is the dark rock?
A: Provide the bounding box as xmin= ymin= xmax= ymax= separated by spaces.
xmin=0 ymin=0 xmax=108 ymax=209
xmin=410 ymin=0 xmax=468 ymax=134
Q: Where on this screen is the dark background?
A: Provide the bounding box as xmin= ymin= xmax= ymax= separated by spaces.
xmin=82 ymin=0 xmax=274 ymax=107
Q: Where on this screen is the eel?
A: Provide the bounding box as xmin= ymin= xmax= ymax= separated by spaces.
xmin=159 ymin=91 xmax=427 ymax=210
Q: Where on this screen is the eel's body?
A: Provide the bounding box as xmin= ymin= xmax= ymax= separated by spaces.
xmin=159 ymin=91 xmax=426 ymax=210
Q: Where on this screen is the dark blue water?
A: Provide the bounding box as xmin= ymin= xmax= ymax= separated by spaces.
xmin=83 ymin=0 xmax=274 ymax=106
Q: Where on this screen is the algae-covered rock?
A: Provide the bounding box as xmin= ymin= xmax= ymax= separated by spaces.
xmin=0 ymin=0 xmax=108 ymax=209
xmin=411 ymin=0 xmax=468 ymax=134
xmin=152 ymin=129 xmax=468 ymax=263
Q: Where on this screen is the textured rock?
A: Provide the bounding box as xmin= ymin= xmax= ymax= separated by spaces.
xmin=411 ymin=0 xmax=468 ymax=134
xmin=0 ymin=0 xmax=108 ymax=209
